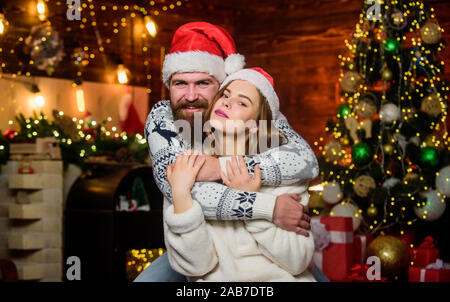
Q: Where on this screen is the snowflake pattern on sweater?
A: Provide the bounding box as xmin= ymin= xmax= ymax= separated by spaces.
xmin=145 ymin=100 xmax=318 ymax=221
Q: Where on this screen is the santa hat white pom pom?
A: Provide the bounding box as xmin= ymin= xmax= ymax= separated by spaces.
xmin=224 ymin=53 xmax=245 ymax=75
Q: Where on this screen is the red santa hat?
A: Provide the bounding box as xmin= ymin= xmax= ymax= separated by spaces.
xmin=162 ymin=22 xmax=245 ymax=87
xmin=220 ymin=67 xmax=280 ymax=119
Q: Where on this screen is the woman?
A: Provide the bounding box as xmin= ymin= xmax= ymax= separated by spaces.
xmin=163 ymin=67 xmax=316 ymax=282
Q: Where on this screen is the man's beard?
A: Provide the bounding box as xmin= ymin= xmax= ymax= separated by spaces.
xmin=171 ymin=98 xmax=209 ymax=126
xmin=171 ymin=98 xmax=209 ymax=146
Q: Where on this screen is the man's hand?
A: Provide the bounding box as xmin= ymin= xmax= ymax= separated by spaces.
xmin=272 ymin=193 xmax=311 ymax=237
xmin=195 ymin=153 xmax=221 ymax=182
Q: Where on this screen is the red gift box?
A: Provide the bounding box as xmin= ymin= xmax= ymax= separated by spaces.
xmin=408 ymin=260 xmax=450 ymax=282
xmin=311 ymin=216 xmax=354 ymax=282
xmin=353 ymin=234 xmax=374 ymax=264
xmin=410 ymin=236 xmax=440 ymax=267
xmin=343 ymin=264 xmax=388 ymax=282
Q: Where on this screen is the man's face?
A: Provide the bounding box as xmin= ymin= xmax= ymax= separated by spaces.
xmin=169 ymin=72 xmax=220 ymax=126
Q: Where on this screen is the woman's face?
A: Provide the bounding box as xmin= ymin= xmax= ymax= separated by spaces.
xmin=210 ymin=80 xmax=260 ymax=133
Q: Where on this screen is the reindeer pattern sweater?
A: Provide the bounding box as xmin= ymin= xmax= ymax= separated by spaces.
xmin=145 ymin=100 xmax=319 ymax=222
xmin=163 ymin=182 xmax=316 ymax=282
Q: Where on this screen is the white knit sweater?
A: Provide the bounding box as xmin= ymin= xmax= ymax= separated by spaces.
xmin=163 ymin=183 xmax=316 ymax=282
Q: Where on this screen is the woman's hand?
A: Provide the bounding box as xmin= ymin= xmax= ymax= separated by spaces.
xmin=166 ymin=151 xmax=206 ymax=213
xmin=220 ymin=156 xmax=261 ymax=192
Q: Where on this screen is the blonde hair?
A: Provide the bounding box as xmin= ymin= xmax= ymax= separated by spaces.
xmin=204 ymin=81 xmax=286 ymax=156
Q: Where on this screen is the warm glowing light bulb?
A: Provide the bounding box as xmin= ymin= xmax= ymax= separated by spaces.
xmin=37 ymin=2 xmax=45 ymax=13
xmin=37 ymin=0 xmax=47 ymax=20
xmin=117 ymin=64 xmax=130 ymax=84
xmin=34 ymin=94 xmax=45 ymax=107
xmin=308 ymin=184 xmax=324 ymax=191
xmin=144 ymin=15 xmax=157 ymax=37
xmin=0 ymin=13 xmax=8 ymax=35
xmin=76 ymin=88 xmax=85 ymax=112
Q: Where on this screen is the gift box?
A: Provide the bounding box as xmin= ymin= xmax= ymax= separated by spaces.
xmin=311 ymin=216 xmax=354 ymax=281
xmin=354 ymin=234 xmax=374 ymax=264
xmin=410 ymin=236 xmax=440 ymax=267
xmin=408 ymin=259 xmax=450 ymax=282
xmin=342 ymin=264 xmax=388 ymax=282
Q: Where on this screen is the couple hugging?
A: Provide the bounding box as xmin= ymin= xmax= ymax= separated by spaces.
xmin=136 ymin=21 xmax=324 ymax=282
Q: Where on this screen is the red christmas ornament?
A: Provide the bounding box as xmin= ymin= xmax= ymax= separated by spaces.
xmin=373 ymin=28 xmax=387 ymax=43
xmin=371 ymin=79 xmax=391 ymax=92
xmin=18 ymin=166 xmax=34 ymax=174
xmin=374 ymin=151 xmax=382 ymax=164
xmin=4 ymin=129 xmax=16 ymax=142
xmin=402 ymin=31 xmax=418 ymax=49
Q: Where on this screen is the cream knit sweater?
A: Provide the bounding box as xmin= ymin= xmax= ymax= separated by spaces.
xmin=163 ymin=183 xmax=316 ymax=282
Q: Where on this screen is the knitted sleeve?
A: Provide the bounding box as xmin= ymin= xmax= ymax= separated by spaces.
xmin=227 ymin=114 xmax=319 ymax=186
xmin=163 ymin=201 xmax=218 ymax=277
xmin=145 ymin=100 xmax=276 ymax=221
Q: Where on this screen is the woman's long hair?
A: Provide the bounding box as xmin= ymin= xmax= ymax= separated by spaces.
xmin=203 ymin=81 xmax=287 ymax=156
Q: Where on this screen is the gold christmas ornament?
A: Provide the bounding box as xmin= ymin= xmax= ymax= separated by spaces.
xmin=355 ymin=98 xmax=377 ymax=119
xmin=353 ymin=175 xmax=376 ymax=198
xmin=421 ymin=94 xmax=444 ymax=117
xmin=308 ymin=193 xmax=327 ymax=209
xmin=324 ymin=141 xmax=345 ymax=162
xmin=367 ymin=235 xmax=409 ymax=277
xmin=424 ymin=134 xmax=445 ymax=151
xmin=403 ymin=172 xmax=419 ymax=183
xmin=366 ymin=204 xmax=378 ymax=217
xmin=382 ymin=68 xmax=393 ymax=81
xmin=420 ymin=21 xmax=442 ymax=44
xmin=341 ymin=71 xmax=362 ymax=93
xmin=383 ymin=143 xmax=393 ymax=155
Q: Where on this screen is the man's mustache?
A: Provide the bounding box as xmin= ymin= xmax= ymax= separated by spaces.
xmin=172 ymin=99 xmax=209 ymax=111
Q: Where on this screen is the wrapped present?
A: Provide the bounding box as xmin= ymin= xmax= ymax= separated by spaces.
xmin=354 ymin=234 xmax=374 ymax=264
xmin=343 ymin=264 xmax=388 ymax=282
xmin=409 ymin=259 xmax=450 ymax=282
xmin=410 ymin=236 xmax=440 ymax=267
xmin=311 ymin=216 xmax=354 ymax=281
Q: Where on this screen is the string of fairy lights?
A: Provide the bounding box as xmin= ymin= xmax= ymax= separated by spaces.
xmin=313 ymin=0 xmax=449 ymax=235
xmin=0 ymin=0 xmax=189 ymax=160
xmin=0 ymin=0 xmax=188 ymax=100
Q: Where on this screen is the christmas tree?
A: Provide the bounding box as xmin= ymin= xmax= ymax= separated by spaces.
xmin=317 ymin=0 xmax=449 ymax=257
